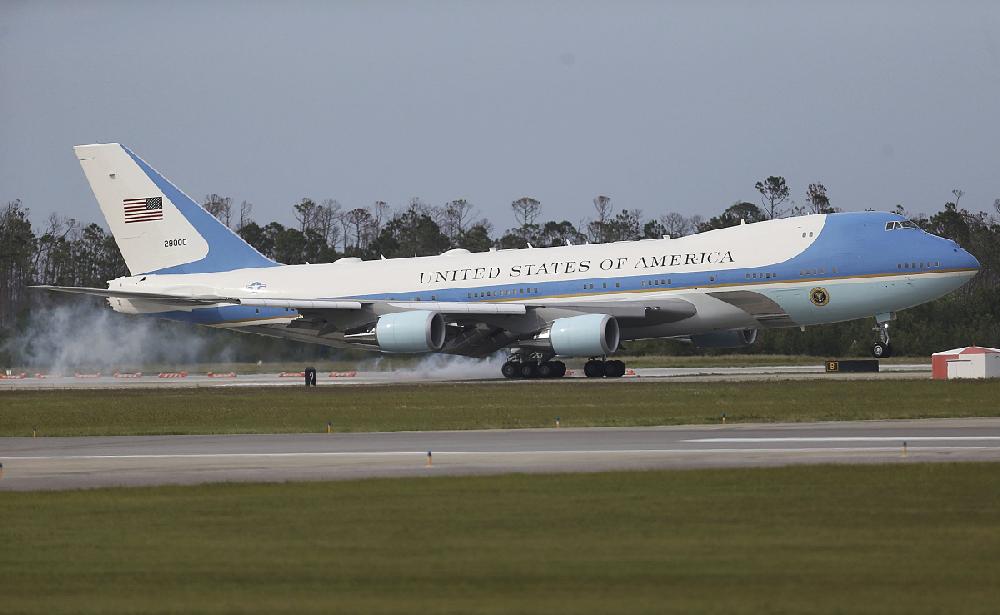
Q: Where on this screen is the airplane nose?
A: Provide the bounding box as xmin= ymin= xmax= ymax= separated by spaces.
xmin=964 ymin=249 xmax=981 ymax=272
xmin=953 ymin=247 xmax=979 ymax=272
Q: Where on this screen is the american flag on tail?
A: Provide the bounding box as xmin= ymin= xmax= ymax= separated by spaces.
xmin=123 ymin=197 xmax=163 ymax=223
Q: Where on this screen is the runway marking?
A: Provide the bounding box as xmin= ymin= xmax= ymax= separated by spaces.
xmin=4 ymin=446 xmax=998 ymax=461
xmin=686 ymin=437 xmax=1000 ymax=443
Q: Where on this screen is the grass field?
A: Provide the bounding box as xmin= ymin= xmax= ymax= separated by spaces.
xmin=1 ymin=463 xmax=998 ymax=614
xmin=1 ymin=379 xmax=997 ymax=437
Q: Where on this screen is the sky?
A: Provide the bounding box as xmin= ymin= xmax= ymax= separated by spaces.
xmin=2 ymin=0 xmax=999 ymax=232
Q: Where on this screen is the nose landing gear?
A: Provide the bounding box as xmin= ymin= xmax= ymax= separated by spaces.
xmin=871 ymin=319 xmax=893 ymax=359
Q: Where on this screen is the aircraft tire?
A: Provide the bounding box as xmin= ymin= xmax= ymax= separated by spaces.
xmin=583 ymin=360 xmax=606 ymax=378
xmin=520 ymin=362 xmax=539 ymax=379
xmin=871 ymin=342 xmax=892 ymax=359
xmin=605 ymin=360 xmax=626 ymax=378
xmin=501 ymin=361 xmax=520 ymax=379
xmin=537 ymin=362 xmax=554 ymax=378
xmin=550 ymin=361 xmax=567 ymax=378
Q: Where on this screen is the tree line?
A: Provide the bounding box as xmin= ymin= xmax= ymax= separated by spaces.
xmin=2 ymin=177 xmax=998 ymax=363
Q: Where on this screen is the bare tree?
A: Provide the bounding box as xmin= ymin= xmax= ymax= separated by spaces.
xmin=237 ymin=201 xmax=253 ymax=231
xmin=952 ymin=189 xmax=965 ymax=207
xmin=370 ymin=200 xmax=390 ymax=236
xmin=315 ymin=199 xmax=341 ymax=247
xmin=658 ymin=212 xmax=693 ymax=238
xmin=203 ymin=194 xmax=232 ymax=227
xmin=511 ymin=197 xmax=542 ymax=227
xmin=754 ymin=176 xmax=790 ymax=219
xmin=994 ymin=198 xmax=1000 ymax=217
xmin=589 ymin=195 xmax=614 ymax=243
xmin=441 ymin=199 xmax=475 ymax=241
xmin=345 ymin=208 xmax=374 ymax=252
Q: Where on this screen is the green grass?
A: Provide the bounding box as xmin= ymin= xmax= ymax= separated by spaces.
xmin=1 ymin=379 xmax=997 ymax=437
xmin=1 ymin=464 xmax=998 ymax=613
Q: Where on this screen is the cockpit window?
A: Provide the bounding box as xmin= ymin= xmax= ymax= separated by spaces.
xmin=884 ymin=220 xmax=919 ymax=231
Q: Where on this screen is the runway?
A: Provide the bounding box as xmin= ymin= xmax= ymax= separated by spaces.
xmin=0 ymin=363 xmax=929 ymax=390
xmin=2 ymin=418 xmax=997 ymax=491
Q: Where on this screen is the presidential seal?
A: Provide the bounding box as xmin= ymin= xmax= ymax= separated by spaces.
xmin=810 ymin=287 xmax=830 ymax=306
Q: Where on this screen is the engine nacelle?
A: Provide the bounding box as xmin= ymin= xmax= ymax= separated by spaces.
xmin=690 ymin=329 xmax=758 ymax=349
xmin=549 ymin=313 xmax=620 ymax=357
xmin=375 ymin=310 xmax=446 ymax=353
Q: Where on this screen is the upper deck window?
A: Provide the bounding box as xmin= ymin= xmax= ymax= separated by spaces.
xmin=885 ymin=220 xmax=919 ymax=231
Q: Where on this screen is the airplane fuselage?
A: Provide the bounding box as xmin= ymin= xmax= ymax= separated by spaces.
xmin=106 ymin=211 xmax=979 ymax=347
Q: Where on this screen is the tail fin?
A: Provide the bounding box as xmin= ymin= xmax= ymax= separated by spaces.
xmin=73 ymin=143 xmax=277 ymax=275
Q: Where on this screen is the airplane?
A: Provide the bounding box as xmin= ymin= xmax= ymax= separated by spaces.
xmin=36 ymin=143 xmax=981 ymax=378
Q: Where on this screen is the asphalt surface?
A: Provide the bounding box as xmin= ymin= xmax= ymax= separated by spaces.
xmin=0 ymin=363 xmax=929 ymax=390
xmin=2 ymin=418 xmax=997 ymax=491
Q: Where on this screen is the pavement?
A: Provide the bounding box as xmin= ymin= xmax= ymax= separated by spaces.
xmin=2 ymin=417 xmax=997 ymax=491
xmin=0 ymin=363 xmax=930 ymax=390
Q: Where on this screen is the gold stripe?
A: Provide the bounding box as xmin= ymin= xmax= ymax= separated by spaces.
xmin=483 ymin=267 xmax=979 ymax=302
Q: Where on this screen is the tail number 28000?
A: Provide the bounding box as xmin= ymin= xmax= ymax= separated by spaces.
xmin=164 ymin=238 xmax=188 ymax=248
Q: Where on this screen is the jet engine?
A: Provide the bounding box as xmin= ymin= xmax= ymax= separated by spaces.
xmin=549 ymin=313 xmax=620 ymax=357
xmin=346 ymin=310 xmax=446 ymax=353
xmin=690 ymin=328 xmax=758 ymax=349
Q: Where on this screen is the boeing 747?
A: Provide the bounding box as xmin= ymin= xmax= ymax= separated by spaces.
xmin=36 ymin=144 xmax=981 ymax=378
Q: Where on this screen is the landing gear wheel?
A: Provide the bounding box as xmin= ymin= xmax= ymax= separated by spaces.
xmin=550 ymin=361 xmax=567 ymax=378
xmin=501 ymin=361 xmax=520 ymax=379
xmin=584 ymin=360 xmax=606 ymax=378
xmin=871 ymin=342 xmax=892 ymax=359
xmin=520 ymin=362 xmax=539 ymax=379
xmin=537 ymin=362 xmax=554 ymax=378
xmin=605 ymin=360 xmax=626 ymax=378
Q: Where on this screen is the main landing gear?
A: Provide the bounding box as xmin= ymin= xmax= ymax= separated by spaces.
xmin=501 ymin=353 xmax=567 ymax=379
xmin=583 ymin=358 xmax=626 ymax=378
xmin=871 ymin=316 xmax=894 ymax=359
xmin=500 ymin=353 xmax=628 ymax=379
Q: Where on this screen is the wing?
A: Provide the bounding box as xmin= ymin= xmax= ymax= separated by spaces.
xmin=31 ymin=286 xmax=522 ymax=313
xmin=33 ymin=285 xmax=696 ymax=356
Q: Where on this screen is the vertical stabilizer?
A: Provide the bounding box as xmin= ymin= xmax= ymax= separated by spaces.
xmin=74 ymin=143 xmax=277 ymax=275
